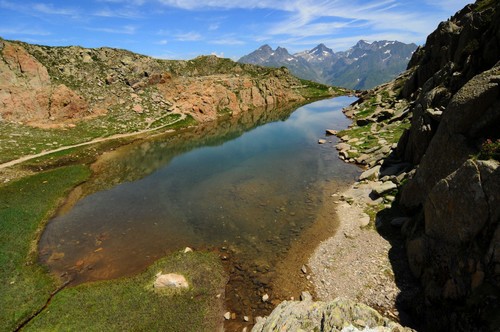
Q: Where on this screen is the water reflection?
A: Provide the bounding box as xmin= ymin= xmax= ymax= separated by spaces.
xmin=39 ymin=97 xmax=359 ymax=321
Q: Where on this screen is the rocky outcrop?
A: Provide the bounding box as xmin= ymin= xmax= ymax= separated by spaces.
xmin=400 ymin=0 xmax=500 ymax=166
xmin=393 ymin=1 xmax=500 ymax=329
xmin=0 ymin=42 xmax=87 ymax=123
xmin=333 ymin=1 xmax=500 ymax=329
xmin=252 ymin=293 xmax=412 ymax=332
xmin=0 ymin=38 xmax=333 ymax=128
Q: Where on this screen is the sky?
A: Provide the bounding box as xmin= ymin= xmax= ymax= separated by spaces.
xmin=0 ymin=0 xmax=472 ymax=60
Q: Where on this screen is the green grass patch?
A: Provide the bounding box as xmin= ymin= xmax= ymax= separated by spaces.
xmin=0 ymin=113 xmax=194 ymax=165
xmin=26 ymin=252 xmax=226 ymax=332
xmin=297 ymin=79 xmax=346 ymax=99
xmin=0 ymin=165 xmax=91 ymax=330
xmin=478 ymin=138 xmax=500 ymax=161
xmin=0 ymin=164 xmax=226 ymax=331
xmin=475 ymin=0 xmax=496 ymax=12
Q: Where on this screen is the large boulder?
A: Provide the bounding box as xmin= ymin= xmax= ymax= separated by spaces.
xmin=400 ymin=62 xmax=500 ymax=209
xmin=252 ymin=294 xmax=413 ymax=332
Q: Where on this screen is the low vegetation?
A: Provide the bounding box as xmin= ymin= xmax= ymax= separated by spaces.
xmin=0 ymin=166 xmax=91 ymax=330
xmin=25 ymin=252 xmax=226 ymax=331
xmin=0 ymin=165 xmax=226 ymax=331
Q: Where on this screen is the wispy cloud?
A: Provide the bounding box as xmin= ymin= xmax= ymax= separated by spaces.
xmin=210 ymin=37 xmax=245 ymax=45
xmin=93 ymin=8 xmax=143 ymax=19
xmin=155 ymin=0 xmax=467 ymax=46
xmin=87 ymin=25 xmax=138 ymax=35
xmin=0 ymin=26 xmax=51 ymax=36
xmin=32 ymin=3 xmax=77 ymax=15
xmin=155 ymin=39 xmax=168 ymax=45
xmin=0 ymin=1 xmax=79 ymax=16
xmin=174 ymin=31 xmax=202 ymax=41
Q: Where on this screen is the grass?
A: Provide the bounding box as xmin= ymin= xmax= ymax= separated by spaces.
xmin=0 ymin=165 xmax=91 ymax=330
xmin=0 ymin=165 xmax=226 ymax=332
xmin=25 ymin=252 xmax=226 ymax=332
xmin=0 ymin=113 xmax=193 ymax=165
xmin=478 ymin=138 xmax=500 ymax=161
xmin=297 ymin=79 xmax=347 ymax=99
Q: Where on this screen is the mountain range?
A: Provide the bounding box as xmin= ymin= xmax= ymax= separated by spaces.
xmin=239 ymin=40 xmax=417 ymax=90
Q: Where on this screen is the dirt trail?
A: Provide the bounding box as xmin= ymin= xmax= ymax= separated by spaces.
xmin=0 ymin=114 xmax=186 ymax=170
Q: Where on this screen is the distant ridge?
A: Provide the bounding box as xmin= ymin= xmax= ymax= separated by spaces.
xmin=239 ymin=40 xmax=417 ymax=90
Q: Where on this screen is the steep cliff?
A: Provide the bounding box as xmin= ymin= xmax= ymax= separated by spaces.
xmin=396 ymin=1 xmax=500 ymax=329
xmin=333 ymin=0 xmax=499 ymax=329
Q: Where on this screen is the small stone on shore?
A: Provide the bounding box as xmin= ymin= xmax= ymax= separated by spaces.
xmin=153 ymin=273 xmax=189 ymax=289
xmin=262 ymin=294 xmax=269 ymax=302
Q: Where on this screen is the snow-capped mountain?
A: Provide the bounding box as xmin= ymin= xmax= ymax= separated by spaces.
xmin=238 ymin=40 xmax=417 ymax=90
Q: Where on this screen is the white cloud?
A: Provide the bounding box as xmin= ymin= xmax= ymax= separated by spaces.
xmin=155 ymin=39 xmax=168 ymax=45
xmin=0 ymin=26 xmax=51 ymax=36
xmin=210 ymin=37 xmax=245 ymax=45
xmin=155 ymin=0 xmax=469 ymax=48
xmin=87 ymin=25 xmax=138 ymax=35
xmin=174 ymin=31 xmax=202 ymax=41
xmin=32 ymin=3 xmax=77 ymax=15
xmin=93 ymin=8 xmax=142 ymax=19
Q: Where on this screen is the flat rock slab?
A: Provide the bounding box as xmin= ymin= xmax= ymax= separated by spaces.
xmin=154 ymin=273 xmax=189 ymax=289
xmin=371 ymin=181 xmax=397 ymax=196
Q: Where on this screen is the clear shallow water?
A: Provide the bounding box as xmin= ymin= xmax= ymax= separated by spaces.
xmin=40 ymin=97 xmax=359 ymax=318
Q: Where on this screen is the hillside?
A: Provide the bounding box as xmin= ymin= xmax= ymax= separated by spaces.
xmin=0 ymin=38 xmax=343 ymax=165
xmin=238 ymin=41 xmax=417 ymax=90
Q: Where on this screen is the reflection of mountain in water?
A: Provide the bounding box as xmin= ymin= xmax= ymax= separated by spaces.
xmin=85 ymin=103 xmax=298 ymax=196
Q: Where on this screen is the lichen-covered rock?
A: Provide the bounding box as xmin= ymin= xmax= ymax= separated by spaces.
xmin=252 ymin=295 xmax=413 ymax=332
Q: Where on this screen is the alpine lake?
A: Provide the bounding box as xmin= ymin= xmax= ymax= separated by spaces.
xmin=39 ymin=96 xmax=360 ymax=327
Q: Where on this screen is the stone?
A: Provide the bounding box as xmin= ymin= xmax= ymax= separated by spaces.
xmin=153 ymin=273 xmax=189 ymax=289
xmin=262 ymin=294 xmax=269 ymax=302
xmin=301 ymin=265 xmax=307 ymax=274
xmin=252 ymin=297 xmax=413 ymax=332
xmin=359 ymin=214 xmax=370 ymax=227
xmin=390 ymin=217 xmax=410 ymax=228
xmin=355 ymin=154 xmax=370 ymax=164
xmin=318 ymin=139 xmax=327 ymax=144
xmin=133 ymin=104 xmax=143 ymax=113
xmin=424 ymin=159 xmax=495 ymax=244
xmin=183 ymin=247 xmax=193 ymax=253
xmin=325 ymin=129 xmax=337 ymax=135
xmin=359 ymin=165 xmax=381 ymax=181
xmin=224 ymin=312 xmax=231 ymax=320
xmin=243 ymin=315 xmax=250 ymax=322
xmin=336 ymin=143 xmax=351 ymax=151
xmin=371 ymin=181 xmax=397 ymax=196
xmin=300 ymin=291 xmax=312 ymax=301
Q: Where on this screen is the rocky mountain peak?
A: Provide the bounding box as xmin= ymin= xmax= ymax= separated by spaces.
xmin=310 ymin=43 xmax=334 ymax=56
xmin=258 ymin=44 xmax=273 ymax=52
xmin=240 ymin=40 xmax=417 ymax=90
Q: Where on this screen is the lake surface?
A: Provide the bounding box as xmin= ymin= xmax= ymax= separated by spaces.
xmin=39 ymin=96 xmax=359 ymax=322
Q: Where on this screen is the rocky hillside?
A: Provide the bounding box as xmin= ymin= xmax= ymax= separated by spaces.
xmin=0 ymin=38 xmax=344 ymax=166
xmin=238 ymin=41 xmax=417 ymax=90
xmin=0 ymin=38 xmax=338 ymax=129
xmin=332 ymin=0 xmax=499 ymax=329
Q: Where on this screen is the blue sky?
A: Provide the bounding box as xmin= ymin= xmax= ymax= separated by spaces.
xmin=0 ymin=0 xmax=472 ymax=60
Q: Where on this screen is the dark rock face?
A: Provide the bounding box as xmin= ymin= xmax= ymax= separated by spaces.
xmin=394 ymin=1 xmax=500 ymax=329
